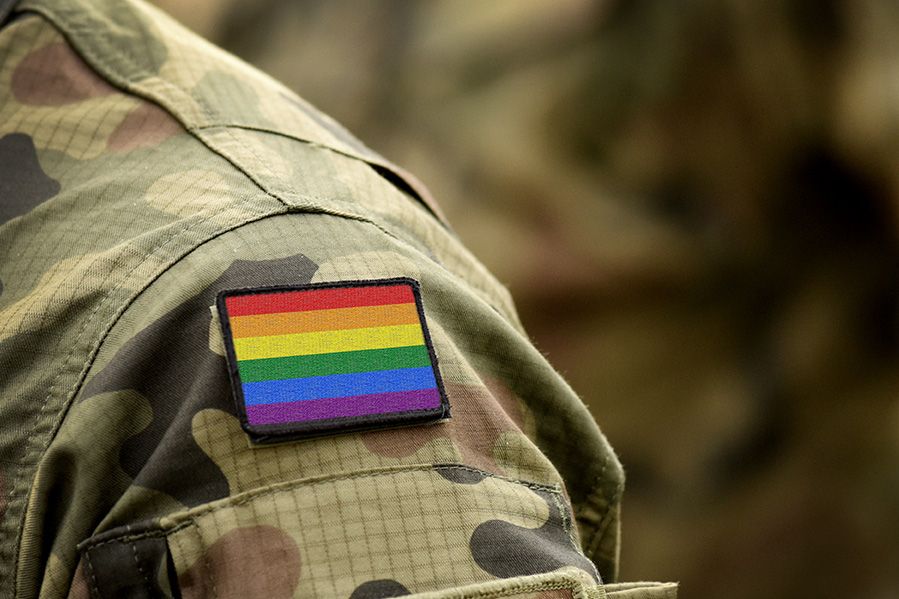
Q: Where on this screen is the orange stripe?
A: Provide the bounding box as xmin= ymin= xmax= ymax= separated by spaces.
xmin=229 ymin=302 xmax=420 ymax=338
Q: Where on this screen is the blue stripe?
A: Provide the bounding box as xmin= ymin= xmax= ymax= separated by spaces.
xmin=241 ymin=366 xmax=438 ymax=406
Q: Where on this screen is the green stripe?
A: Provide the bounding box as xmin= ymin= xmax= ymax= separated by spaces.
xmin=237 ymin=344 xmax=432 ymax=382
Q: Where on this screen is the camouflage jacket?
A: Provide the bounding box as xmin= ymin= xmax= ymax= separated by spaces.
xmin=0 ymin=0 xmax=675 ymax=597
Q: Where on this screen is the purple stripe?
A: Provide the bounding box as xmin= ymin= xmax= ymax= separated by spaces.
xmin=245 ymin=387 xmax=441 ymax=425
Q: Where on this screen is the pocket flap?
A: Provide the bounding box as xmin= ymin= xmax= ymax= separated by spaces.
xmin=79 ymin=465 xmax=605 ymax=598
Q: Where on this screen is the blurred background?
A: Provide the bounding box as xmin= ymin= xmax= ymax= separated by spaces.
xmin=149 ymin=1 xmax=899 ymax=597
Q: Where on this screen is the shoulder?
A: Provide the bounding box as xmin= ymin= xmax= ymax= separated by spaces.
xmin=16 ymin=0 xmax=444 ymax=219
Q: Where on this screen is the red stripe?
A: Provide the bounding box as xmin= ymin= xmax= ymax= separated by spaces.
xmin=225 ymin=284 xmax=415 ymax=316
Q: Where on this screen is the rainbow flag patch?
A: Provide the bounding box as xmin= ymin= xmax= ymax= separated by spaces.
xmin=216 ymin=278 xmax=450 ymax=443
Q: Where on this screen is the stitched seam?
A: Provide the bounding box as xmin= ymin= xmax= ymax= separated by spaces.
xmin=574 ymin=452 xmax=623 ymax=568
xmin=188 ymin=126 xmax=293 ymax=209
xmin=172 ymin=463 xmax=562 ymax=523
xmin=473 ymin=583 xmax=571 ymax=598
xmin=194 ymin=121 xmax=446 ymax=221
xmin=575 ymin=472 xmax=604 ymax=556
xmin=83 ymin=550 xmax=101 ymax=599
xmin=439 ymin=578 xmax=583 ymax=598
xmin=199 ymin=124 xmax=370 ymax=211
xmin=78 ymin=463 xmax=562 ymax=549
xmin=129 ymin=538 xmax=151 ymax=593
xmin=222 ymin=125 xmax=284 ymax=191
xmin=192 ymin=127 xmax=454 ymax=251
xmin=196 ymin=121 xmax=377 ymax=161
xmin=81 ymin=529 xmax=174 ymax=551
xmin=553 ymin=492 xmax=601 ymax=583
xmin=583 ymin=477 xmax=624 ymax=565
xmin=193 ymin=124 xmax=512 ymax=322
xmin=591 ymin=582 xmax=610 ymax=599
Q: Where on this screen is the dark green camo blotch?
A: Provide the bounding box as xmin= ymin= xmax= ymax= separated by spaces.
xmin=0 ymin=0 xmax=670 ymax=597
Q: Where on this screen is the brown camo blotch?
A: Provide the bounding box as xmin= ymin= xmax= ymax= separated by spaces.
xmin=12 ymin=42 xmax=116 ymax=106
xmin=362 ymin=381 xmax=523 ymax=474
xmin=108 ymin=103 xmax=183 ymax=151
xmin=178 ymin=525 xmax=301 ymax=599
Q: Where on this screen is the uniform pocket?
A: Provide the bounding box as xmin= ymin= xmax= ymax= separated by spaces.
xmin=78 ymin=464 xmax=606 ymax=598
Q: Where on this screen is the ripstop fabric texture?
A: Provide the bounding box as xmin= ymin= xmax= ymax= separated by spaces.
xmin=0 ymin=0 xmax=675 ymax=596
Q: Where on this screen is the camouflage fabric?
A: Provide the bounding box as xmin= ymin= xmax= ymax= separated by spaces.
xmin=140 ymin=2 xmax=899 ymax=597
xmin=0 ymin=0 xmax=674 ymax=597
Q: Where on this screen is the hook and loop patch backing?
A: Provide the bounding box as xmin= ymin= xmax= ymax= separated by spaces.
xmin=216 ymin=278 xmax=450 ymax=444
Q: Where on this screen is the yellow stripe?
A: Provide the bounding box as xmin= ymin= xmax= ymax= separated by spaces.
xmin=233 ymin=324 xmax=425 ymax=360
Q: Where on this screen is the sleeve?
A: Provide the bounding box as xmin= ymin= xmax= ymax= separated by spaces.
xmin=54 ymin=210 xmax=672 ymax=599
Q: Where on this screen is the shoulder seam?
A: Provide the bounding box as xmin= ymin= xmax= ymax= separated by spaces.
xmin=17 ymin=0 xmax=450 ymax=224
xmin=16 ymin=3 xmax=297 ymax=210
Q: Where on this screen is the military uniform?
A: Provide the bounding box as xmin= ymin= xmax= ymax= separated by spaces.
xmin=0 ymin=0 xmax=675 ymax=597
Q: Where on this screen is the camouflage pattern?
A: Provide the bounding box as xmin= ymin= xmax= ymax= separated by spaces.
xmin=0 ymin=0 xmax=675 ymax=597
xmin=138 ymin=1 xmax=899 ymax=597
